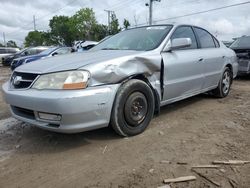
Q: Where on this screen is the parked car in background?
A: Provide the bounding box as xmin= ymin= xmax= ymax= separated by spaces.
xmin=222 ymin=41 xmax=234 ymax=47
xmin=2 ymin=24 xmax=238 ymax=136
xmin=230 ymin=36 xmax=250 ymax=75
xmin=2 ymin=46 xmax=49 ymax=66
xmin=11 ymin=46 xmax=73 ymax=70
xmin=73 ymin=40 xmax=98 ymax=52
xmin=0 ymin=47 xmax=19 ymax=63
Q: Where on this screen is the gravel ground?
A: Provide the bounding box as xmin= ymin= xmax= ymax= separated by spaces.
xmin=0 ymin=66 xmax=249 ymax=188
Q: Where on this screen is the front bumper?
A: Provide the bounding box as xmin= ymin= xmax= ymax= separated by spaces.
xmin=2 ymin=82 xmax=120 ymax=133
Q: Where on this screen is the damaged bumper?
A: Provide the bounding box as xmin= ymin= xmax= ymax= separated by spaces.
xmin=2 ymin=82 xmax=120 ymax=133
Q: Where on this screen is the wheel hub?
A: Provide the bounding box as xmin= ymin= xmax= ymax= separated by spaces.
xmin=124 ymin=92 xmax=148 ymax=126
xmin=132 ymin=101 xmax=143 ymax=115
xmin=222 ymin=71 xmax=230 ymax=94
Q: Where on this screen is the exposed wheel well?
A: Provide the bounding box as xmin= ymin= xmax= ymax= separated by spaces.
xmin=123 ymin=74 xmax=161 ymax=115
xmin=226 ymin=64 xmax=233 ymax=72
xmin=225 ymin=64 xmax=234 ymax=82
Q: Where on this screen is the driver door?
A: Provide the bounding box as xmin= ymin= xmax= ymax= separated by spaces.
xmin=161 ymin=26 xmax=205 ymax=102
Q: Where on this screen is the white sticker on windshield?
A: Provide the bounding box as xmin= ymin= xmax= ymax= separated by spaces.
xmin=146 ymin=26 xmax=167 ymax=30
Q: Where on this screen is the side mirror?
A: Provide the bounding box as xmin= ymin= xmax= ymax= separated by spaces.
xmin=52 ymin=52 xmax=58 ymax=56
xmin=164 ymin=38 xmax=192 ymax=52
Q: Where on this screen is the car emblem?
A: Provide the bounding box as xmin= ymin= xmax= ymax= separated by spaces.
xmin=13 ymin=76 xmax=22 ymax=86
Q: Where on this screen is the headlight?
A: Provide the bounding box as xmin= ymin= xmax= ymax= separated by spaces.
xmin=32 ymin=70 xmax=90 ymax=90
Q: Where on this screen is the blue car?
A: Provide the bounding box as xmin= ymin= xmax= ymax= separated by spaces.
xmin=11 ymin=46 xmax=72 ymax=70
xmin=2 ymin=46 xmax=49 ymax=66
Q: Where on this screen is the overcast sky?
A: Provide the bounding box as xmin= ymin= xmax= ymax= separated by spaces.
xmin=0 ymin=0 xmax=250 ymax=46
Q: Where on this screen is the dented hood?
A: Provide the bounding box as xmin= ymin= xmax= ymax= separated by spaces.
xmin=15 ymin=50 xmax=145 ymax=74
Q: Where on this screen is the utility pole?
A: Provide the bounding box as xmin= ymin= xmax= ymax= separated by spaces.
xmin=145 ymin=0 xmax=161 ymax=25
xmin=3 ymin=32 xmax=6 ymax=47
xmin=33 ymin=15 xmax=36 ymax=31
xmin=104 ymin=10 xmax=114 ymax=34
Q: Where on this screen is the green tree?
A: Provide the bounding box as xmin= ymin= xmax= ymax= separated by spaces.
xmin=92 ymin=24 xmax=108 ymax=41
xmin=0 ymin=43 xmax=4 ymax=47
xmin=49 ymin=15 xmax=75 ymax=46
xmin=123 ymin=19 xmax=130 ymax=29
xmin=41 ymin=32 xmax=55 ymax=46
xmin=24 ymin=31 xmax=53 ymax=47
xmin=110 ymin=13 xmax=121 ymax=35
xmin=72 ymin=8 xmax=98 ymax=40
xmin=24 ymin=31 xmax=44 ymax=47
xmin=6 ymin=40 xmax=18 ymax=48
xmin=24 ymin=7 xmax=121 ymax=46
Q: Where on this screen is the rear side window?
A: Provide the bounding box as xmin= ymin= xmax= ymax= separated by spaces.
xmin=55 ymin=48 xmax=72 ymax=55
xmin=37 ymin=49 xmax=46 ymax=54
xmin=171 ymin=26 xmax=198 ymax=50
xmin=194 ymin=27 xmax=215 ymax=48
xmin=27 ymin=48 xmax=39 ymax=55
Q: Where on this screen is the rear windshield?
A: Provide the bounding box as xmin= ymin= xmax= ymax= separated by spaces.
xmin=230 ymin=36 xmax=250 ymax=48
xmin=92 ymin=25 xmax=173 ymax=51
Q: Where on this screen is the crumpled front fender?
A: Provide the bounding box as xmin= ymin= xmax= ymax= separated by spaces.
xmin=82 ymin=51 xmax=163 ymax=101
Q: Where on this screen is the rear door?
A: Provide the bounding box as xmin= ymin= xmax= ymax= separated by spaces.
xmin=193 ymin=27 xmax=225 ymax=90
xmin=161 ymin=26 xmax=205 ymax=102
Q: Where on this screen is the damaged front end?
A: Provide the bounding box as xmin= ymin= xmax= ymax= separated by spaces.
xmin=233 ymin=49 xmax=250 ymax=75
xmin=83 ymin=51 xmax=163 ymax=113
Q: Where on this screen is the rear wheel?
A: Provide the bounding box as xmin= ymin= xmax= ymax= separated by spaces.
xmin=211 ymin=67 xmax=232 ymax=98
xmin=111 ymin=79 xmax=155 ymax=137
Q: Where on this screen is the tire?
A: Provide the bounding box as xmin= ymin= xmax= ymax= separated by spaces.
xmin=211 ymin=67 xmax=233 ymax=98
xmin=111 ymin=79 xmax=155 ymax=137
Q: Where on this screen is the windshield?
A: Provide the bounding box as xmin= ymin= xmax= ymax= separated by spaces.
xmin=230 ymin=36 xmax=250 ymax=48
xmin=39 ymin=47 xmax=58 ymax=55
xmin=91 ymin=25 xmax=173 ymax=51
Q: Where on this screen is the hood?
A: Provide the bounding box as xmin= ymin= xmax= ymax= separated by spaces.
xmin=15 ymin=50 xmax=145 ymax=74
xmin=15 ymin=54 xmax=46 ymax=61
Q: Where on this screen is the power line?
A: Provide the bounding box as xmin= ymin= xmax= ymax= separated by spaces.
xmin=134 ymin=0 xmax=250 ymax=27
xmin=106 ymin=0 xmax=136 ymax=10
xmin=6 ymin=0 xmax=139 ymax=37
xmin=36 ymin=0 xmax=78 ymax=22
xmin=6 ymin=0 xmax=78 ymax=36
xmin=153 ymin=1 xmax=250 ymax=23
xmin=5 ymin=0 xmax=250 ymax=42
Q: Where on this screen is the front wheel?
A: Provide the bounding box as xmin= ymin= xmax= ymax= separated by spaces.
xmin=211 ymin=67 xmax=233 ymax=98
xmin=110 ymin=79 xmax=155 ymax=137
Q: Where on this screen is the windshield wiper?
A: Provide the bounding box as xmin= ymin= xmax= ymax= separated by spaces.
xmin=101 ymin=48 xmax=120 ymax=50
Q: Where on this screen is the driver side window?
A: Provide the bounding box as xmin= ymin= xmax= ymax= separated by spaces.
xmin=171 ymin=26 xmax=198 ymax=50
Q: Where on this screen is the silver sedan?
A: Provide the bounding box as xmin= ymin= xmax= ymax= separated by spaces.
xmin=2 ymin=23 xmax=238 ymax=136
